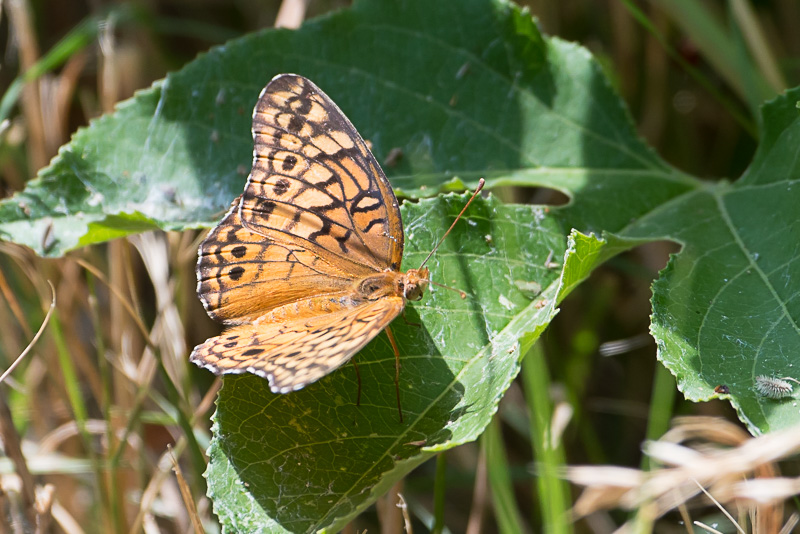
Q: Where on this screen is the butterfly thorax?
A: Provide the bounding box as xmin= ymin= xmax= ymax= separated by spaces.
xmin=355 ymin=267 xmax=429 ymax=302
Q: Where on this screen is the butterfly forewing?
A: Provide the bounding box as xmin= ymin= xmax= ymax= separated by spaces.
xmin=197 ymin=74 xmax=405 ymax=323
xmin=244 ymin=74 xmax=404 ymax=272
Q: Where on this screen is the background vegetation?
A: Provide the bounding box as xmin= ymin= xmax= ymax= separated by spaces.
xmin=0 ymin=0 xmax=798 ymax=532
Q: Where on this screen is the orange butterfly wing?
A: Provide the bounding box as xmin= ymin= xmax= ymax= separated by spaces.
xmin=243 ymin=74 xmax=404 ymax=273
xmin=191 ymin=74 xmax=412 ymax=391
xmin=192 ymin=297 xmax=404 ymax=392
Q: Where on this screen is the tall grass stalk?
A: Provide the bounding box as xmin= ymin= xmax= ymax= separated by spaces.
xmin=522 ymin=343 xmax=570 ymax=534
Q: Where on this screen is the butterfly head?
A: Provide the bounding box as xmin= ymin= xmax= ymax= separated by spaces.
xmin=400 ymin=268 xmax=429 ymax=302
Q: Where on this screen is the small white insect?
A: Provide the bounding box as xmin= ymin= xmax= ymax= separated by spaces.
xmin=754 ymin=375 xmax=800 ymax=399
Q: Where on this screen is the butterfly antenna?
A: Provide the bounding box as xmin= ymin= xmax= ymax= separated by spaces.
xmin=428 ymin=280 xmax=467 ymax=299
xmin=419 ymin=178 xmax=485 ymax=269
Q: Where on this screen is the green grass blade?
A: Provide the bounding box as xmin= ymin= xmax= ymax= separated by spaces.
xmin=522 ymin=344 xmax=571 ymax=534
xmin=729 ymin=0 xmax=786 ymax=92
xmin=619 ymin=0 xmax=756 ymax=137
xmin=432 ymin=452 xmax=447 ymax=534
xmin=649 ymin=0 xmax=773 ymax=112
xmin=0 ymin=8 xmax=125 ymax=122
xmin=641 ymin=364 xmax=676 ymax=471
xmin=484 ymin=417 xmax=528 ymax=534
xmin=154 ymin=358 xmax=207 ymax=495
xmin=50 ymin=311 xmax=112 ymax=528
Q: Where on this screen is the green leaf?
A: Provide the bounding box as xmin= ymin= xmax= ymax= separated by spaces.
xmin=0 ymin=0 xmax=684 ymax=257
xmin=621 ymin=88 xmax=800 ymax=435
xmin=206 ymin=193 xmax=564 ymax=532
xmin=552 ymin=87 xmax=800 ymax=435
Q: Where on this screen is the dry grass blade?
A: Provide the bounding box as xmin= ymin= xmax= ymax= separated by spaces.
xmin=598 ymin=333 xmax=653 ymax=357
xmin=49 ymin=500 xmax=84 ymax=534
xmin=779 ymin=512 xmax=799 ymax=534
xmin=676 ymin=499 xmax=694 ymax=534
xmin=6 ymin=0 xmax=46 ymax=170
xmin=569 ymin=466 xmax=642 ymax=516
xmin=0 ymin=280 xmax=55 ymax=384
xmin=396 ymin=493 xmax=412 ymax=534
xmin=130 ymin=443 xmax=186 ymax=534
xmin=0 ymin=261 xmax=33 ymax=339
xmin=466 ymin=445 xmax=487 ymax=534
xmin=692 ymin=479 xmax=745 ymax=534
xmin=376 ymin=481 xmax=405 ymax=534
xmin=33 ymin=484 xmax=55 ymax=534
xmin=168 ymin=446 xmax=204 ymax=534
xmin=566 ymin=417 xmax=797 ymax=531
xmin=75 ymin=258 xmax=150 ymax=341
xmin=130 ymin=233 xmax=188 ymax=388
xmin=129 ymin=380 xmax=219 ymax=534
xmin=550 ymin=402 xmax=573 ymax=449
xmin=38 ymin=419 xmax=109 ymax=454
xmin=0 ymin=280 xmax=56 ymax=524
xmin=274 ymin=0 xmax=307 ymax=29
xmin=732 ymin=477 xmax=800 ymax=503
xmin=0 ymin=387 xmax=35 ymax=512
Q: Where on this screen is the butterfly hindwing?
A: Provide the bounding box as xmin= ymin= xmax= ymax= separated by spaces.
xmin=190 ymin=296 xmax=405 ymax=392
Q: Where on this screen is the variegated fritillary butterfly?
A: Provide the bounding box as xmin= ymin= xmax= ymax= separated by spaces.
xmin=190 ymin=74 xmax=481 ymax=420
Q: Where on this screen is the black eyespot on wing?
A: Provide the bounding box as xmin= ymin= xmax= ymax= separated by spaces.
xmin=229 ymin=266 xmax=245 ymax=281
xmin=287 ymin=115 xmax=303 ymax=132
xmin=282 ymin=155 xmax=297 ymax=171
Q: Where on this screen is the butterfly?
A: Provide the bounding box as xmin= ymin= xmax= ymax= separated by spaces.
xmin=190 ymin=73 xmax=482 ymax=420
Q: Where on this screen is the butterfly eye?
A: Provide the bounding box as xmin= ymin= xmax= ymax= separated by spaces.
xmin=404 ymin=282 xmax=426 ymax=301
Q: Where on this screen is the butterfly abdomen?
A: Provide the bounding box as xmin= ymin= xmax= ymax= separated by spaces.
xmin=255 ymin=293 xmax=361 ymax=325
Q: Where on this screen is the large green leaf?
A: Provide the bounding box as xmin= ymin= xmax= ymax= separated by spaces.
xmin=619 ymin=89 xmax=800 ymax=435
xmin=206 ymin=193 xmax=566 ymax=532
xmin=0 ymin=0 xmax=684 ymax=257
xmin=559 ymin=91 xmax=800 ymax=436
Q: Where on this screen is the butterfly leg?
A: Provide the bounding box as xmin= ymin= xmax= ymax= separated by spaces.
xmin=401 ymin=309 xmax=421 ymax=328
xmin=352 ymin=358 xmax=362 ymax=407
xmin=385 ymin=325 xmax=403 ymax=423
